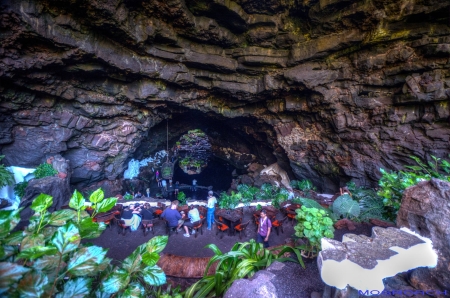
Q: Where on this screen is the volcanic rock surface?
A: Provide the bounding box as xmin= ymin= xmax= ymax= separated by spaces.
xmin=1 ymin=0 xmax=450 ymax=194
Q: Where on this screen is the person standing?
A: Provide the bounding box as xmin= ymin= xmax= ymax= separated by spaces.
xmin=155 ymin=170 xmax=159 ymax=181
xmin=174 ymin=181 xmax=180 ymax=196
xmin=161 ymin=179 xmax=167 ymax=191
xmin=206 ymin=190 xmax=217 ymax=230
xmin=257 ymin=209 xmax=272 ymax=248
xmin=192 ymin=179 xmax=197 ymax=191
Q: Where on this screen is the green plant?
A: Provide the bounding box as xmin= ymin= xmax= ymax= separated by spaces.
xmin=177 ymin=191 xmax=187 ymax=205
xmin=294 ymin=206 xmax=334 ymax=258
xmin=219 ymin=191 xmax=241 ymax=209
xmin=348 ymin=184 xmax=387 ymax=222
xmin=272 ymin=188 xmax=289 ymax=209
xmin=255 ymin=183 xmax=276 ymax=201
xmin=34 ymin=162 xmax=58 ymax=179
xmin=68 ymin=189 xmax=118 ymax=241
xmin=124 ymin=193 xmax=133 ymax=200
xmin=153 ymin=284 xmax=183 ymax=298
xmin=331 ymin=194 xmax=360 ymax=220
xmin=237 ymin=184 xmax=258 ymax=206
xmin=14 ymin=181 xmax=28 ymax=198
xmin=179 ymin=158 xmax=190 ymax=167
xmin=378 ymin=155 xmax=450 ymax=220
xmin=256 ymin=204 xmax=262 ymax=211
xmin=0 ymin=193 xmax=168 ymax=297
xmin=185 ymin=240 xmax=304 ymax=298
xmin=291 ymin=179 xmax=317 ymax=192
xmin=0 ymin=155 xmax=14 ymax=189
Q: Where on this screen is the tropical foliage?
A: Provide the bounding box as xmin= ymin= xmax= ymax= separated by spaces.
xmin=294 ymin=206 xmax=334 ymax=257
xmin=0 ymin=155 xmax=14 ymax=189
xmin=331 ymin=194 xmax=360 ymax=220
xmin=185 ymin=240 xmax=304 ymax=298
xmin=177 ymin=191 xmax=187 ymax=205
xmin=290 ymin=179 xmax=316 ymax=192
xmin=236 ymin=184 xmax=258 ymax=206
xmin=219 ymin=191 xmax=242 ymax=210
xmin=378 ymin=155 xmax=450 ymax=220
xmin=34 ymin=162 xmax=58 ymax=179
xmin=0 ymin=190 xmax=168 ymax=297
xmin=13 ymin=181 xmax=28 ymax=199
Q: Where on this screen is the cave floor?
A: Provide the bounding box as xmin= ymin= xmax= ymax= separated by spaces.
xmin=86 ymin=208 xmax=373 ymax=297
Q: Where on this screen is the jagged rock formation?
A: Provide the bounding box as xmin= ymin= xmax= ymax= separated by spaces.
xmin=1 ymin=0 xmax=450 ymax=193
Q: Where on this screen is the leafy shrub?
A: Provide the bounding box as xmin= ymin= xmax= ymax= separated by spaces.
xmin=185 ymin=240 xmax=304 ymax=298
xmin=296 ymin=197 xmax=337 ymax=221
xmin=0 ymin=155 xmax=14 ymax=189
xmin=13 ymin=181 xmax=28 ymax=198
xmin=290 ymin=179 xmax=316 ymax=191
xmin=378 ymin=155 xmax=450 ymax=221
xmin=177 ymin=191 xmax=187 ymax=205
xmin=124 ymin=193 xmax=134 ymax=200
xmin=294 ymin=206 xmax=334 ymax=257
xmin=0 ymin=191 xmax=168 ymax=297
xmin=332 ymin=194 xmax=360 ymax=220
xmin=34 ymin=162 xmax=58 ymax=179
xmin=237 ymin=184 xmax=258 ymax=206
xmin=219 ymin=191 xmax=241 ymax=209
xmin=272 ymin=188 xmax=289 ymax=209
xmin=255 ymin=183 xmax=277 ymax=201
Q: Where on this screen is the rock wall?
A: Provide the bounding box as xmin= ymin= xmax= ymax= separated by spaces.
xmin=1 ymin=0 xmax=450 ymax=193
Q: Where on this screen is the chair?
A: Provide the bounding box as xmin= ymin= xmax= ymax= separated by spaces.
xmin=141 ymin=219 xmax=154 ymax=236
xmin=93 ymin=210 xmax=120 ymax=229
xmin=234 ymin=220 xmax=250 ymax=239
xmin=214 ymin=219 xmax=229 ymax=239
xmin=191 ymin=217 xmax=206 ymax=238
xmin=164 ymin=219 xmax=179 ymax=237
xmin=271 ymin=216 xmax=288 ymax=235
xmin=117 ymin=220 xmax=131 ymax=236
xmin=286 ymin=210 xmax=297 ymax=226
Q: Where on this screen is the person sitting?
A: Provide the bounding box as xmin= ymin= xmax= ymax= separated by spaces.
xmin=161 ymin=200 xmax=183 ymax=232
xmin=182 ymin=205 xmax=201 ymax=237
xmin=121 ymin=204 xmax=142 ymax=231
xmin=140 ymin=203 xmax=154 ymax=220
xmin=135 ymin=191 xmax=142 ymax=198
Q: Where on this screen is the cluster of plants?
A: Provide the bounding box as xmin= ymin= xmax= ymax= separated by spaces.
xmin=177 ymin=191 xmax=187 ymax=205
xmin=294 ymin=206 xmax=334 ymax=258
xmin=290 ymin=179 xmax=316 ymax=193
xmin=219 ymin=191 xmax=242 ymax=209
xmin=185 ymin=240 xmax=304 ymax=297
xmin=13 ymin=181 xmax=28 ymax=199
xmin=218 ymin=183 xmax=290 ymax=210
xmin=179 ymin=157 xmax=203 ymax=169
xmin=0 ymin=155 xmax=14 ymax=189
xmin=378 ymin=155 xmax=450 ymax=220
xmin=0 ymin=189 xmax=168 ymax=296
xmin=34 ymin=162 xmax=58 ymax=179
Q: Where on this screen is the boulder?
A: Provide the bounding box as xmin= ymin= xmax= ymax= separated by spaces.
xmin=397 ymin=178 xmax=450 ymax=289
xmin=224 ymin=261 xmax=323 ymax=298
xmin=20 ymin=176 xmax=72 ymax=220
xmin=318 ymin=227 xmax=437 ymax=293
xmin=334 ymin=219 xmax=356 ymax=231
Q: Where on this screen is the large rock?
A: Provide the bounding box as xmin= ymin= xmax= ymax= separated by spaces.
xmin=20 ymin=176 xmax=72 ymax=220
xmin=397 ymin=178 xmax=450 ymax=290
xmin=318 ymin=227 xmax=437 ymax=293
xmin=224 ymin=261 xmax=324 ymax=298
xmin=19 ymin=156 xmax=72 ymax=220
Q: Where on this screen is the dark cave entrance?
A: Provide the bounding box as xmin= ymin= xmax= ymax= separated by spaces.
xmin=172 ymin=155 xmax=237 ymax=195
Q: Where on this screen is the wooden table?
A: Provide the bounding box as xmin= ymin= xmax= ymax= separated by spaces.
xmin=216 ymin=209 xmax=243 ymax=235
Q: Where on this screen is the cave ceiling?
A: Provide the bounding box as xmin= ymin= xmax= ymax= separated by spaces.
xmin=1 ymin=0 xmax=450 ymax=193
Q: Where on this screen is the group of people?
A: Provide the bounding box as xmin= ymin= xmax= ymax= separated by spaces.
xmin=121 ymin=189 xmax=273 ymax=248
xmin=121 ymin=203 xmax=155 ymax=231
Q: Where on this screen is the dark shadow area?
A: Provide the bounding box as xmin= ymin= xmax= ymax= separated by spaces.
xmin=172 ymin=155 xmax=235 ymax=193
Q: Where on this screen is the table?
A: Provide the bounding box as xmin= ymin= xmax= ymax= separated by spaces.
xmin=216 ymin=209 xmax=243 ymax=235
